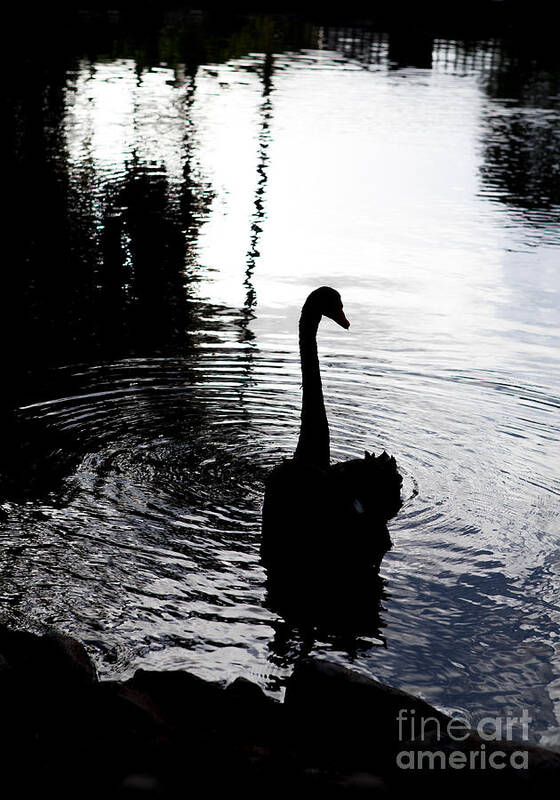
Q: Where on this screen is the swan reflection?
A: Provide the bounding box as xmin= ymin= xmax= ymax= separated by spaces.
xmin=265 ymin=566 xmax=389 ymax=665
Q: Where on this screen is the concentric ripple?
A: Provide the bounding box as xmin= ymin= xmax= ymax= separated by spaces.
xmin=1 ymin=339 xmax=559 ymax=738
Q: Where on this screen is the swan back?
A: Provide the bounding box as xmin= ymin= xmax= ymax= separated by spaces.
xmin=330 ymin=450 xmax=403 ymax=524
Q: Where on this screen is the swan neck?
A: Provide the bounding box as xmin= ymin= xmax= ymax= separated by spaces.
xmin=294 ymin=308 xmax=330 ymax=468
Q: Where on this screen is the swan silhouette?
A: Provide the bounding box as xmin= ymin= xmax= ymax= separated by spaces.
xmin=261 ymin=287 xmax=402 ymax=574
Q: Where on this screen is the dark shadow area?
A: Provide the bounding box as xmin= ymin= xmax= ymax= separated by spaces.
xmin=0 ymin=414 xmax=83 ymax=503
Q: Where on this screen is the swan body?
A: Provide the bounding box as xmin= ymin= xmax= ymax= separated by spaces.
xmin=261 ymin=287 xmax=402 ymax=574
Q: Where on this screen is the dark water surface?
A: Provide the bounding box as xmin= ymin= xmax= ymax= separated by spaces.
xmin=2 ymin=12 xmax=560 ymax=745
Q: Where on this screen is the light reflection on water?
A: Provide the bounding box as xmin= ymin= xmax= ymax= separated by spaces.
xmin=2 ymin=23 xmax=560 ymax=744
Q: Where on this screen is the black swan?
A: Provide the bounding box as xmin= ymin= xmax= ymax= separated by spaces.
xmin=261 ymin=287 xmax=402 ymax=574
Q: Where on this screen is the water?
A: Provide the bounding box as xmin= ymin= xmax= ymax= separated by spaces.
xmin=2 ymin=13 xmax=560 ymax=745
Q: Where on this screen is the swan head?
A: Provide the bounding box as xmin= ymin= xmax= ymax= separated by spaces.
xmin=305 ymin=286 xmax=350 ymax=329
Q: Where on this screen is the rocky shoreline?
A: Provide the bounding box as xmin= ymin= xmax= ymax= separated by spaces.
xmin=1 ymin=624 xmax=558 ymax=797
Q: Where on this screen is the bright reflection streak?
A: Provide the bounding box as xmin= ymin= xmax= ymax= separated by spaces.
xmin=65 ymin=60 xmax=189 ymax=191
xmin=62 ymin=52 xmax=560 ymax=385
xmin=193 ymin=64 xmax=264 ymax=306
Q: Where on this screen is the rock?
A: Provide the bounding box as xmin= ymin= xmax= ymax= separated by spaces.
xmin=225 ymin=675 xmax=269 ymax=706
xmin=0 ymin=627 xmax=559 ymax=798
xmin=284 ymin=658 xmax=560 ymax=793
xmin=300 ymin=768 xmax=388 ymax=796
xmin=0 ymin=625 xmax=99 ymax=797
xmin=334 ymin=771 xmax=387 ymax=794
xmin=224 ymin=676 xmax=281 ymax=738
xmin=120 ymin=772 xmax=162 ymax=796
xmin=0 ymin=624 xmax=97 ymax=688
xmin=399 ymin=725 xmax=560 ymax=791
xmin=284 ymin=657 xmax=450 ymax=770
xmin=41 ymin=632 xmax=98 ymax=685
xmin=125 ymin=668 xmax=225 ymax=730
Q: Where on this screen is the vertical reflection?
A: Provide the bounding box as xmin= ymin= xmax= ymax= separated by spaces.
xmin=117 ymin=159 xmax=189 ymax=351
xmin=63 ymin=60 xmax=214 ymax=357
xmin=266 ymin=570 xmax=388 ymax=668
xmin=180 ymin=69 xmax=210 ymax=287
xmin=240 ymin=52 xmax=274 ymax=342
xmin=230 ymin=53 xmax=275 ymax=434
xmin=4 ymin=45 xmax=86 ymax=395
xmin=479 ymin=40 xmax=560 ymax=211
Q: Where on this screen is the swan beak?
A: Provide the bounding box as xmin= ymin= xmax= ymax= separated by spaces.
xmin=333 ymin=309 xmax=350 ymax=329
